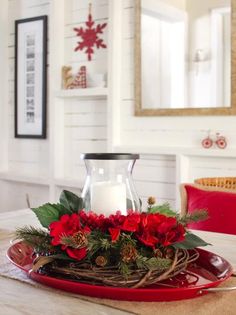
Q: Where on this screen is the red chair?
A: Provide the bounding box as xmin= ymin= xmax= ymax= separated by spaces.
xmin=180 ymin=183 xmax=236 ymax=235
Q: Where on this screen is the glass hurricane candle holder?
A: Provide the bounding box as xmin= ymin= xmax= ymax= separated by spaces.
xmin=81 ymin=153 xmax=141 ymax=215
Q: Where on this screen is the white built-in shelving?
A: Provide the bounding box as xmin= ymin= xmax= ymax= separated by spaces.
xmin=54 ymin=88 xmax=108 ymax=99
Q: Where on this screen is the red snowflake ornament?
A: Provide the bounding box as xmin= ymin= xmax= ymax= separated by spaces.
xmin=73 ymin=4 xmax=107 ymax=61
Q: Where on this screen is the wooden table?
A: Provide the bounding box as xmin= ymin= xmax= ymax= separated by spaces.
xmin=0 ymin=209 xmax=236 ymax=315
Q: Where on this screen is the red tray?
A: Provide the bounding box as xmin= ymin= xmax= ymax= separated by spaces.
xmin=6 ymin=242 xmax=233 ymax=302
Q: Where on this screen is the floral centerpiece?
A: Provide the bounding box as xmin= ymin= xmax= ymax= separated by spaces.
xmin=16 ymin=191 xmax=208 ymax=289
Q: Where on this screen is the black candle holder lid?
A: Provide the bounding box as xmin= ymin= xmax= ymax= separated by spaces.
xmin=81 ymin=153 xmax=140 ymax=160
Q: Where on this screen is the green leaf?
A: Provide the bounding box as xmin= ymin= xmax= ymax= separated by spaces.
xmin=148 ymin=203 xmax=176 ymax=217
xmin=173 ymin=233 xmax=211 ymax=249
xmin=31 ymin=203 xmax=68 ymax=228
xmin=59 ymin=190 xmax=84 ymax=212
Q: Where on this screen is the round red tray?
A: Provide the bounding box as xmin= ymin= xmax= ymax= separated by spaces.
xmin=6 ymin=242 xmax=233 ymax=302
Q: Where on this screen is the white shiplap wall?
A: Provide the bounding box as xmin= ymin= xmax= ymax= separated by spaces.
xmin=7 ymin=0 xmax=50 ymax=178
xmin=0 ymin=0 xmax=110 ymax=212
xmin=64 ymin=99 xmax=107 ymax=183
xmin=0 ymin=0 xmax=51 ymax=211
xmin=133 ymin=154 xmax=176 ymax=209
xmin=63 ymin=0 xmax=108 ymax=182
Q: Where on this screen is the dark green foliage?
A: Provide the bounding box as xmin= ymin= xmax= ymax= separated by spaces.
xmin=59 ymin=190 xmax=84 ymax=212
xmin=147 ymin=202 xmax=177 ymax=217
xmin=31 ymin=203 xmax=69 ymax=228
xmin=173 ymin=232 xmax=211 ymax=249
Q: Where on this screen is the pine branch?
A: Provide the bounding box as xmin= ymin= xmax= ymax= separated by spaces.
xmin=120 ymin=233 xmax=137 ymax=247
xmin=87 ymin=232 xmax=114 ymax=257
xmin=136 ymin=255 xmax=171 ymax=271
xmin=178 ymin=209 xmax=209 ymax=225
xmin=15 ymin=226 xmax=52 ymax=253
xmin=118 ymin=261 xmax=131 ymax=278
xmin=100 ymin=238 xmax=113 ymax=250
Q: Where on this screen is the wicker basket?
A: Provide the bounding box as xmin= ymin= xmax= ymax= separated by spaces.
xmin=194 ymin=177 xmax=236 ymax=190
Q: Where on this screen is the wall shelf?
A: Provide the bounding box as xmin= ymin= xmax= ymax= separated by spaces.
xmin=54 ymin=87 xmax=108 ymax=99
xmin=0 ymin=173 xmax=84 ymax=190
xmin=113 ymin=145 xmax=236 ymax=158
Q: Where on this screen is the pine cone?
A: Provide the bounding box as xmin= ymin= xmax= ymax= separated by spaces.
xmin=147 ymin=196 xmax=156 ymax=206
xmin=72 ymin=231 xmax=88 ymax=248
xmin=95 ymin=256 xmax=107 ymax=267
xmin=121 ymin=244 xmax=137 ymax=263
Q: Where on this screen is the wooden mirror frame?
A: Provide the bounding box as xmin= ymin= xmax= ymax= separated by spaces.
xmin=135 ymin=0 xmax=236 ymax=116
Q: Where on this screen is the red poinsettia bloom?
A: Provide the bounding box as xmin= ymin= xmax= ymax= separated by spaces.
xmin=49 ymin=213 xmax=90 ymax=261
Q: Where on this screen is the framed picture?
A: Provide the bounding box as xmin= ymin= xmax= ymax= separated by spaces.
xmin=15 ymin=16 xmax=47 ymax=138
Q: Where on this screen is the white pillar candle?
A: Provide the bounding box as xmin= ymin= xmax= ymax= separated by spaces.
xmin=90 ymin=181 xmax=127 ymax=215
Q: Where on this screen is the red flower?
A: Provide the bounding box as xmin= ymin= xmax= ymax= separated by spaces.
xmin=157 ymin=217 xmax=178 ymax=234
xmin=162 ymin=223 xmax=185 ymax=246
xmin=135 ymin=213 xmax=185 ymax=248
xmin=108 ymin=211 xmax=126 ymax=228
xmin=137 ymin=231 xmax=159 ymax=247
xmin=66 ymin=247 xmax=87 ymax=260
xmin=49 ymin=213 xmax=90 ymax=261
xmin=121 ymin=213 xmax=141 ymax=232
xmin=78 ymin=210 xmax=112 ymax=231
xmin=50 ymin=213 xmax=81 ymax=246
xmin=109 ymin=228 xmax=120 ymax=242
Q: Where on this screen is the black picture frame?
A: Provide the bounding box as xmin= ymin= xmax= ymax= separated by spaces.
xmin=15 ymin=16 xmax=47 ymax=139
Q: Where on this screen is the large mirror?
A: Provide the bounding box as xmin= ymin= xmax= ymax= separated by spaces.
xmin=135 ymin=0 xmax=236 ymax=116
